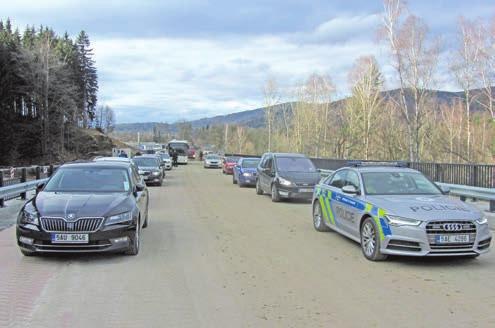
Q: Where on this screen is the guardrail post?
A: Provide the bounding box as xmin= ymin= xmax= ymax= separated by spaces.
xmin=0 ymin=171 xmax=4 ymax=207
xmin=490 ymin=200 xmax=495 ymax=212
xmin=48 ymin=165 xmax=54 ymax=177
xmin=36 ymin=166 xmax=41 ymax=180
xmin=20 ymin=168 xmax=27 ymax=200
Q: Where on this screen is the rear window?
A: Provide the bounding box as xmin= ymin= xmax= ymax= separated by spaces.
xmin=241 ymin=159 xmax=260 ymax=168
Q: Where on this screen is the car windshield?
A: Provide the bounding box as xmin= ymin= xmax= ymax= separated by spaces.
xmin=362 ymin=172 xmax=442 ymax=195
xmin=276 ymin=157 xmax=316 ymax=172
xmin=133 ymin=158 xmax=158 ymax=167
xmin=242 ymin=159 xmax=260 ymax=168
xmin=44 ymin=167 xmax=130 ymax=192
xmin=206 ymin=155 xmax=220 ymax=160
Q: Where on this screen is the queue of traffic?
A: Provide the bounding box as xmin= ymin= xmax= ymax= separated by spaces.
xmin=216 ymin=153 xmax=492 ymax=261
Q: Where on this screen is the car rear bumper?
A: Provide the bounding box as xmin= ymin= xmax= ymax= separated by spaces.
xmin=16 ymin=224 xmax=136 ymax=254
xmin=238 ymin=175 xmax=256 ymax=185
xmin=205 ymin=163 xmax=221 ymax=168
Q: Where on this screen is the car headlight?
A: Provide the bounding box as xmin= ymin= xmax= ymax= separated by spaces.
xmin=385 ymin=215 xmax=422 ymax=227
xmin=138 ymin=170 xmax=145 ymax=174
xmin=105 ymin=212 xmax=133 ymax=226
xmin=242 ymin=172 xmax=252 ymax=177
xmin=152 ymin=171 xmax=160 ymax=176
xmin=476 ymin=217 xmax=488 ymax=225
xmin=278 ymin=177 xmax=293 ymax=187
xmin=19 ymin=207 xmax=39 ymax=225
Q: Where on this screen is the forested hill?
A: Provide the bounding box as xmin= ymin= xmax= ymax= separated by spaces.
xmin=115 ymin=88 xmax=490 ymax=133
xmin=0 ymin=19 xmax=99 ymax=165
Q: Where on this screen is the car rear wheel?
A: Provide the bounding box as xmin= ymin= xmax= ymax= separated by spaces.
xmin=313 ymin=201 xmax=330 ymax=232
xmin=233 ymin=175 xmax=237 ymax=184
xmin=360 ymin=217 xmax=387 ymax=261
xmin=256 ymin=179 xmax=263 ymax=195
xmin=125 ymin=220 xmax=140 ymax=256
xmin=271 ymin=184 xmax=281 ymax=202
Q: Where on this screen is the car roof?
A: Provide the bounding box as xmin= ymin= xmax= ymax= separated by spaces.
xmin=134 ymin=155 xmax=159 ymax=158
xmin=94 ymin=157 xmax=133 ymax=162
xmin=61 ymin=161 xmax=132 ymax=169
xmin=240 ymin=157 xmax=260 ymax=161
xmin=268 ymin=153 xmax=307 ymax=158
xmin=342 ymin=166 xmax=420 ymax=174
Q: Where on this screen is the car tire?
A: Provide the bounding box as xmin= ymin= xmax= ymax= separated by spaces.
xmin=256 ymin=179 xmax=263 ymax=195
xmin=360 ymin=217 xmax=387 ymax=261
xmin=142 ymin=204 xmax=149 ymax=228
xmin=233 ymin=175 xmax=237 ymax=184
xmin=271 ymin=184 xmax=281 ymax=202
xmin=313 ymin=201 xmax=330 ymax=232
xmin=125 ymin=220 xmax=141 ymax=256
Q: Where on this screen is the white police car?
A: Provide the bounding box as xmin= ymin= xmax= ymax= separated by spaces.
xmin=312 ymin=163 xmax=491 ymax=261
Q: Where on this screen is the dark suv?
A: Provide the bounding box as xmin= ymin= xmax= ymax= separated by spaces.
xmin=256 ymin=153 xmax=321 ymax=202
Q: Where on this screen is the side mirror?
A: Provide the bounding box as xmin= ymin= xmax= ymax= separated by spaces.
xmin=342 ymin=185 xmax=359 ymax=195
xmin=438 ymin=185 xmax=450 ymax=195
xmin=36 ymin=183 xmax=45 ymax=194
xmin=135 ymin=183 xmax=145 ymax=192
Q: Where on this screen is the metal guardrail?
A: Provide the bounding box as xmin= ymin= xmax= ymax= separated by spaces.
xmin=0 ymin=178 xmax=48 ymax=205
xmin=319 ymin=169 xmax=494 ymax=212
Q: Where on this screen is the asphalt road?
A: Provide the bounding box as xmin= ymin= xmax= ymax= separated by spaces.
xmin=1 ymin=162 xmax=494 ymax=327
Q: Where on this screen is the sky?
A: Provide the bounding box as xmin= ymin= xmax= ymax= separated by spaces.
xmin=3 ymin=0 xmax=494 ymax=123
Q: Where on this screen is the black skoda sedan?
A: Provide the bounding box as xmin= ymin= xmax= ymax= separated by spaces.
xmin=16 ymin=161 xmax=149 ymax=256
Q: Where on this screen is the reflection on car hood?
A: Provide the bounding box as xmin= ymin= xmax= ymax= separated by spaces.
xmin=279 ymin=172 xmax=321 ymax=185
xmin=34 ymin=192 xmax=131 ymax=218
xmin=137 ymin=166 xmax=160 ymax=171
xmin=366 ymin=194 xmax=480 ymax=221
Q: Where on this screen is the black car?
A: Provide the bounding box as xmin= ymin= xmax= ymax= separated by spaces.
xmin=256 ymin=153 xmax=321 ymax=202
xmin=16 ymin=162 xmax=149 ymax=256
xmin=133 ymin=155 xmax=164 ymax=186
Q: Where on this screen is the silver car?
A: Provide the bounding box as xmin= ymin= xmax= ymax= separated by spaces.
xmin=312 ymin=164 xmax=491 ymax=261
xmin=204 ymin=154 xmax=222 ymax=168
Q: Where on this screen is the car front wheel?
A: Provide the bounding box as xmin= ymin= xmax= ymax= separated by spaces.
xmin=313 ymin=201 xmax=330 ymax=232
xmin=360 ymin=217 xmax=387 ymax=261
xmin=256 ymin=179 xmax=263 ymax=195
xmin=125 ymin=220 xmax=141 ymax=256
xmin=271 ymin=184 xmax=280 ymax=202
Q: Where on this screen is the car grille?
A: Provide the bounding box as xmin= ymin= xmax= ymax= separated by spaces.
xmin=41 ymin=217 xmax=103 ymax=233
xmin=141 ymin=171 xmax=151 ymax=176
xmin=426 ymin=221 xmax=476 ymax=253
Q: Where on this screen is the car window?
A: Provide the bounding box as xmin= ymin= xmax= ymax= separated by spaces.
xmin=329 ymin=170 xmax=347 ymax=189
xmin=345 ymin=171 xmax=360 ymax=189
xmin=259 ymin=155 xmax=268 ymax=168
xmin=362 ymin=172 xmax=442 ymax=195
xmin=241 ymin=159 xmax=260 ymax=168
xmin=275 ymin=157 xmax=316 ymax=172
xmin=45 ymin=167 xmax=131 ymax=192
xmin=265 ymin=157 xmax=273 ymax=170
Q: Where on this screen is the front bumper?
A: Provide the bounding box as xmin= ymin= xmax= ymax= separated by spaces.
xmin=164 ymin=162 xmax=172 ymax=170
xmin=277 ymin=185 xmax=314 ymax=200
xmin=17 ymin=224 xmax=135 ymax=254
xmin=142 ymin=175 xmax=162 ymax=184
xmin=205 ymin=162 xmax=221 ymax=168
xmin=379 ymin=221 xmax=492 ymax=257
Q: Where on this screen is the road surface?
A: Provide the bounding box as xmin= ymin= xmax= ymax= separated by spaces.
xmin=1 ymin=162 xmax=494 ymax=327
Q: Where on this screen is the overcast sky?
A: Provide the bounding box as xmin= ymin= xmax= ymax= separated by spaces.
xmin=3 ymin=0 xmax=494 ymax=123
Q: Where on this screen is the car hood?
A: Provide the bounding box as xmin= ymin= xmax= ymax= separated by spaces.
xmin=240 ymin=167 xmax=257 ymax=174
xmin=365 ymin=194 xmax=481 ymax=221
xmin=33 ymin=192 xmax=132 ymax=218
xmin=138 ymin=166 xmax=160 ymax=171
xmin=279 ymin=171 xmax=321 ymax=185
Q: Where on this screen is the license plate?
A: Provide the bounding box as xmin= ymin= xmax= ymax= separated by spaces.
xmin=245 ymin=180 xmax=251 ymax=183
xmin=435 ymin=234 xmax=470 ymax=244
xmin=51 ymin=233 xmax=89 ymax=244
xmin=299 ymin=188 xmax=313 ymax=193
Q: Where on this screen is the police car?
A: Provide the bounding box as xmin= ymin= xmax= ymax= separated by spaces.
xmin=312 ymin=162 xmax=491 ymax=261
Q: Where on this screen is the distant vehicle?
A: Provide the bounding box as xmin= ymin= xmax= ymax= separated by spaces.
xmin=16 ymin=161 xmax=149 ymax=256
xmin=312 ymin=163 xmax=492 ymax=261
xmin=94 ymin=157 xmax=140 ymax=179
xmin=256 ymin=153 xmax=320 ymax=202
xmin=133 ymin=155 xmax=164 ymax=186
xmin=233 ymin=157 xmax=260 ymax=187
xmin=204 ymin=154 xmax=222 ymax=168
xmin=188 ymin=147 xmax=196 ymax=159
xmin=166 ymin=139 xmax=189 ymax=164
xmin=158 ymin=152 xmax=172 ymax=170
xmin=222 ymin=156 xmax=240 ymax=175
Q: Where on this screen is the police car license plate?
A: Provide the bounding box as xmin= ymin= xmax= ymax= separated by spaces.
xmin=435 ymin=234 xmax=469 ymax=244
xmin=51 ymin=233 xmax=88 ymax=243
xmin=299 ymin=188 xmax=313 ymax=193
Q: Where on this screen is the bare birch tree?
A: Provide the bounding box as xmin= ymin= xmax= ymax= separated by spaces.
xmin=263 ymin=77 xmax=279 ymax=152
